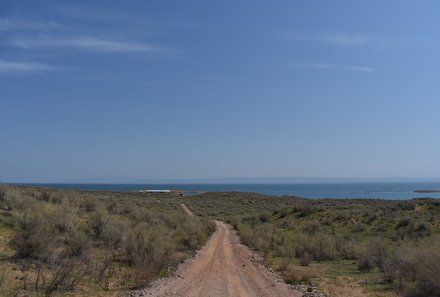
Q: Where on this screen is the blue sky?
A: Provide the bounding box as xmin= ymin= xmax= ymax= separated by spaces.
xmin=1 ymin=0 xmax=440 ymax=183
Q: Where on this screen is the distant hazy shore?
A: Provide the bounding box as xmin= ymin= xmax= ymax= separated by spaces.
xmin=8 ymin=181 xmax=440 ymax=199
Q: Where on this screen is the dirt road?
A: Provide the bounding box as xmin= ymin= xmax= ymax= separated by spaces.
xmin=180 ymin=204 xmax=194 ymax=216
xmin=141 ymin=221 xmax=301 ymax=297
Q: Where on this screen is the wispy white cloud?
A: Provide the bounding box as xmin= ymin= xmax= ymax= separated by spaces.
xmin=345 ymin=66 xmax=373 ymax=72
xmin=0 ymin=60 xmax=58 ymax=74
xmin=9 ymin=36 xmax=165 ymax=53
xmin=297 ymin=64 xmax=374 ymax=72
xmin=0 ymin=17 xmax=61 ymax=32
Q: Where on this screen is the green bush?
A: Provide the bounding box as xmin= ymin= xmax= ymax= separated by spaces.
xmin=295 ymin=233 xmax=337 ymax=261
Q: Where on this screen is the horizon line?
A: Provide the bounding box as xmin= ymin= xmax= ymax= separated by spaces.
xmin=4 ymin=176 xmax=440 ymax=185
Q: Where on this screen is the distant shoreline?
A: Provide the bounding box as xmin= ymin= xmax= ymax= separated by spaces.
xmin=7 ymin=182 xmax=440 ymax=200
xmin=414 ymin=190 xmax=440 ymax=193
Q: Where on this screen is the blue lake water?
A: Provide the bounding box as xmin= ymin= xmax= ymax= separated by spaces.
xmin=12 ymin=182 xmax=440 ymax=200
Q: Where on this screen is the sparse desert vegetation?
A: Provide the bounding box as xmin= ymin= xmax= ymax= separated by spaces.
xmin=1 ymin=185 xmax=439 ymax=297
xmin=0 ymin=184 xmax=214 ymax=296
xmin=224 ymin=198 xmax=440 ymax=297
xmin=179 ymin=191 xmax=440 ymax=297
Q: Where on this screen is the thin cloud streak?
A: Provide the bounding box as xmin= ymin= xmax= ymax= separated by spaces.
xmin=0 ymin=17 xmax=62 ymax=32
xmin=345 ymin=66 xmax=373 ymax=72
xmin=298 ymin=64 xmax=374 ymax=72
xmin=9 ymin=36 xmax=167 ymax=53
xmin=0 ymin=60 xmax=58 ymax=74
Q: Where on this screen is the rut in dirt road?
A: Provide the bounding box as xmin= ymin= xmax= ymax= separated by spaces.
xmin=141 ymin=220 xmax=302 ymax=297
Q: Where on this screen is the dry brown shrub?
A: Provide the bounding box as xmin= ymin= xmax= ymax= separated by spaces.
xmin=284 ymin=264 xmax=315 ymax=284
xmin=10 ymin=206 xmax=55 ymax=260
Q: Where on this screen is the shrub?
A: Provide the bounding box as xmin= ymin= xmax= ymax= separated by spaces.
xmin=411 ymin=240 xmax=440 ymax=297
xmin=258 ymin=212 xmax=271 ymax=223
xmin=2 ymin=186 xmax=214 ymax=295
xmin=397 ymin=201 xmax=415 ymax=211
xmin=380 ymin=240 xmax=440 ymax=296
xmin=357 ymin=239 xmax=386 ymax=272
xmin=414 ymin=222 xmax=430 ymax=236
xmin=299 ymin=252 xmax=312 ymax=266
xmin=334 ymin=235 xmax=356 ymax=260
xmin=94 ymin=255 xmax=114 ymax=291
xmin=334 ymin=211 xmax=349 ymax=221
xmin=0 ymin=183 xmax=8 ymax=205
xmin=294 ymin=233 xmax=337 ymax=261
xmin=396 ymin=217 xmax=412 ymax=228
xmin=10 ymin=206 xmax=54 ymax=260
xmin=293 ymin=203 xmax=314 ymax=217
xmin=274 ymin=207 xmax=290 ymax=218
xmin=81 ymin=198 xmax=97 ymax=212
xmin=124 ymin=224 xmax=176 ymax=284
xmin=352 ymin=222 xmax=367 ymax=233
xmin=382 ymin=256 xmax=403 ymax=287
xmin=277 ymin=236 xmax=296 ymax=259
xmin=301 ymin=221 xmax=320 ymax=236
xmin=51 ymin=203 xmax=78 ymax=233
xmin=64 ymin=231 xmax=91 ymax=259
xmin=38 ymin=191 xmax=51 ymax=202
xmin=0 ymin=183 xmax=13 ymax=211
xmin=177 ymin=216 xmax=213 ymax=251
xmin=45 ymin=257 xmax=90 ymax=297
xmin=358 ymin=254 xmax=374 ymax=272
xmin=90 ymin=209 xmax=109 ymax=240
xmin=284 ymin=264 xmax=315 ymax=285
xmin=100 ymin=217 xmax=128 ymax=250
xmin=320 ymin=217 xmax=333 ymax=226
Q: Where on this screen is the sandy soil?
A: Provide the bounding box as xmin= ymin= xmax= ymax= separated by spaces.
xmin=320 ymin=277 xmax=368 ymax=297
xmin=140 ymin=221 xmax=301 ymax=297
